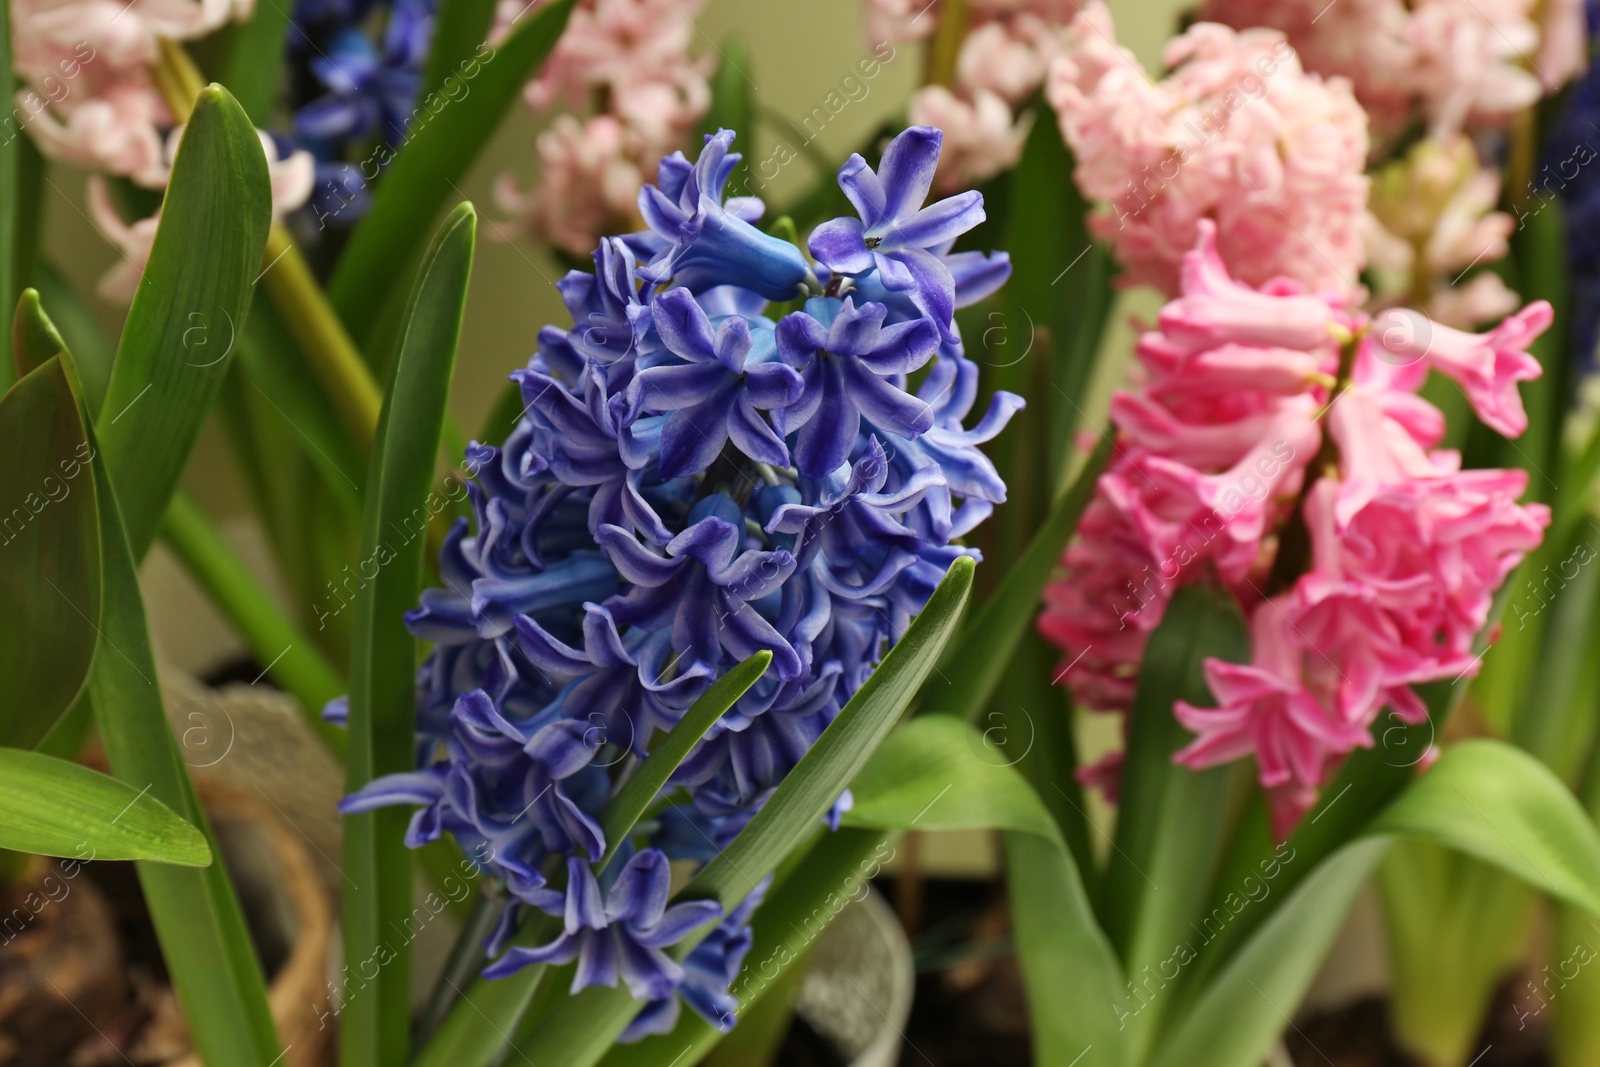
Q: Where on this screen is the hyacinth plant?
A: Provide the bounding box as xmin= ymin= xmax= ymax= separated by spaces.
xmin=7 ymin=3 xmax=1600 ymax=1067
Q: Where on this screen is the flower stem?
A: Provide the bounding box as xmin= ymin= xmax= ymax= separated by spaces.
xmin=923 ymin=0 xmax=970 ymax=88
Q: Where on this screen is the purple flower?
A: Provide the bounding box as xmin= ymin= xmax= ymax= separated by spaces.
xmin=637 ymin=130 xmax=812 ymax=301
xmin=482 ymin=850 xmax=722 ymax=999
xmin=597 ymin=496 xmax=801 ymax=680
xmin=807 ymin=126 xmax=987 ymax=342
xmin=774 ymin=296 xmax=940 ymax=478
xmin=632 ymin=288 xmax=803 ymax=478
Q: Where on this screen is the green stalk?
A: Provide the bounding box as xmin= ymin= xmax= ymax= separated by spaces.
xmin=161 ymin=489 xmax=347 ymax=752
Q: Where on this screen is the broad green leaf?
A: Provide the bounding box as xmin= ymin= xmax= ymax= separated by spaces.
xmin=1102 ymin=582 xmax=1249 ymax=1045
xmin=1146 ymin=839 xmax=1388 ymax=1067
xmin=213 ymin=0 xmax=293 ymax=124
xmin=95 ymin=85 xmax=271 ymax=559
xmin=412 ymin=960 xmax=551 ymax=1067
xmin=1007 ymin=831 xmax=1129 ymax=1067
xmin=991 ymin=103 xmax=1104 ymax=548
xmin=342 ymin=202 xmax=477 ymax=1067
xmin=1370 ymin=739 xmax=1600 ymax=917
xmin=597 ymin=651 xmax=771 ymax=869
xmin=160 ymin=489 xmax=347 ymax=744
xmin=12 ymin=289 xmax=66 ymax=378
xmin=419 ymin=0 xmax=498 ymax=105
xmin=841 ymin=714 xmax=1064 ymax=849
xmin=838 ymin=715 xmax=1126 ymax=1067
xmin=0 ymin=748 xmax=210 ymax=865
xmin=87 ymin=427 xmax=282 ymax=1066
xmin=511 ymin=557 xmax=976 ymax=1067
xmin=927 ymin=433 xmax=1112 ymax=723
xmin=0 ymin=354 xmax=100 ymax=748
xmin=1380 ymin=844 xmax=1535 ymax=1067
xmin=1511 ymin=522 xmax=1600 ymax=782
xmin=328 ymin=0 xmax=575 ymax=350
xmin=683 ymin=555 xmax=975 ymax=912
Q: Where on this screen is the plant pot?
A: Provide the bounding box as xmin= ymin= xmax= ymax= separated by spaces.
xmin=0 ymin=750 xmax=333 ymax=1066
xmin=789 ymin=887 xmax=915 ymax=1067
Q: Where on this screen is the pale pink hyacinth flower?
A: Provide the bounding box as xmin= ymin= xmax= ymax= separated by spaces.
xmin=495 ymin=114 xmax=649 ymax=258
xmin=497 ymin=0 xmax=709 ymax=253
xmin=1041 ymin=222 xmax=1550 ymax=836
xmin=90 ymin=129 xmax=314 ymax=302
xmin=1046 ymin=1 xmax=1370 ymax=296
xmin=908 ymin=86 xmax=1030 ymax=193
xmin=1199 ymin=0 xmax=1565 ymax=140
xmin=1365 ymin=137 xmax=1520 ymax=327
xmin=12 ymin=0 xmax=254 ymax=183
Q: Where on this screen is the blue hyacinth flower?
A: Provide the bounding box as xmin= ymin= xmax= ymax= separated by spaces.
xmin=807 ymin=126 xmax=987 ymax=342
xmin=482 ymin=849 xmax=723 ymax=998
xmin=632 ymin=288 xmax=803 ymax=477
xmin=773 ymin=296 xmax=940 ymax=478
xmin=637 ymin=130 xmax=813 ymax=301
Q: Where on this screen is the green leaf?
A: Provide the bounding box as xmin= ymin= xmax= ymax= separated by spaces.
xmin=1101 ymin=582 xmax=1249 ymax=1044
xmin=841 ymin=715 xmax=1065 ymax=848
xmin=1510 ymin=522 xmax=1600 ymax=783
xmin=1006 ymin=831 xmax=1130 ymax=1067
xmin=160 ymin=489 xmax=347 ymax=744
xmin=87 ymin=426 xmax=282 ymax=1066
xmin=838 ymin=715 xmax=1128 ymax=1067
xmin=94 ymin=85 xmax=271 ymax=559
xmin=0 ymin=353 xmax=100 ymax=748
xmin=1145 ymin=839 xmax=1388 ymax=1067
xmin=682 ymin=555 xmax=975 ymax=913
xmin=213 ymin=1 xmax=293 ymax=124
xmin=990 ymin=102 xmax=1103 ymax=546
xmin=0 ymin=748 xmax=210 ymax=865
xmin=597 ymin=651 xmax=771 ymax=869
xmin=511 ymin=557 xmax=977 ymax=1067
xmin=12 ymin=289 xmax=67 ymax=379
xmin=419 ymin=0 xmax=499 ymax=105
xmin=342 ymin=202 xmax=477 ymax=1067
xmin=1370 ymin=739 xmax=1600 ymax=917
xmin=328 ymin=0 xmax=575 ymax=350
xmin=926 ymin=433 xmax=1112 ymax=723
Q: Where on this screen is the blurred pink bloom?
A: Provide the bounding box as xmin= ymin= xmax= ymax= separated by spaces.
xmin=908 ymin=85 xmax=1030 ymax=193
xmin=1046 ymin=0 xmax=1370 ymax=296
xmin=1041 ymin=223 xmax=1549 ymax=834
xmin=1200 ymin=0 xmax=1563 ymax=139
xmin=498 ymin=0 xmax=709 ymax=252
xmin=497 ymin=114 xmax=649 ymax=257
xmin=12 ymin=0 xmax=253 ymax=183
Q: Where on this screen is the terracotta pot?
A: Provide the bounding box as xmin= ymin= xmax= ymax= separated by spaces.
xmin=58 ymin=756 xmax=335 ymax=1067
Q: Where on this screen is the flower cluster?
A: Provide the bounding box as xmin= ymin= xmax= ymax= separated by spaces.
xmin=1364 ymin=136 xmax=1519 ymax=328
xmin=1044 ymin=0 xmax=1370 ymax=296
xmin=1199 ymin=0 xmax=1583 ymax=141
xmin=342 ymin=126 xmax=1018 ymax=1034
xmin=10 ymin=0 xmax=315 ymax=298
xmin=1039 ymin=222 xmax=1550 ymax=837
xmin=495 ymin=0 xmax=712 ymax=256
xmin=281 ymin=0 xmax=437 ymax=233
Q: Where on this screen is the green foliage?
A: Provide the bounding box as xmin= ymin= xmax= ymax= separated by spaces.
xmin=0 ymin=749 xmax=211 ymax=866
